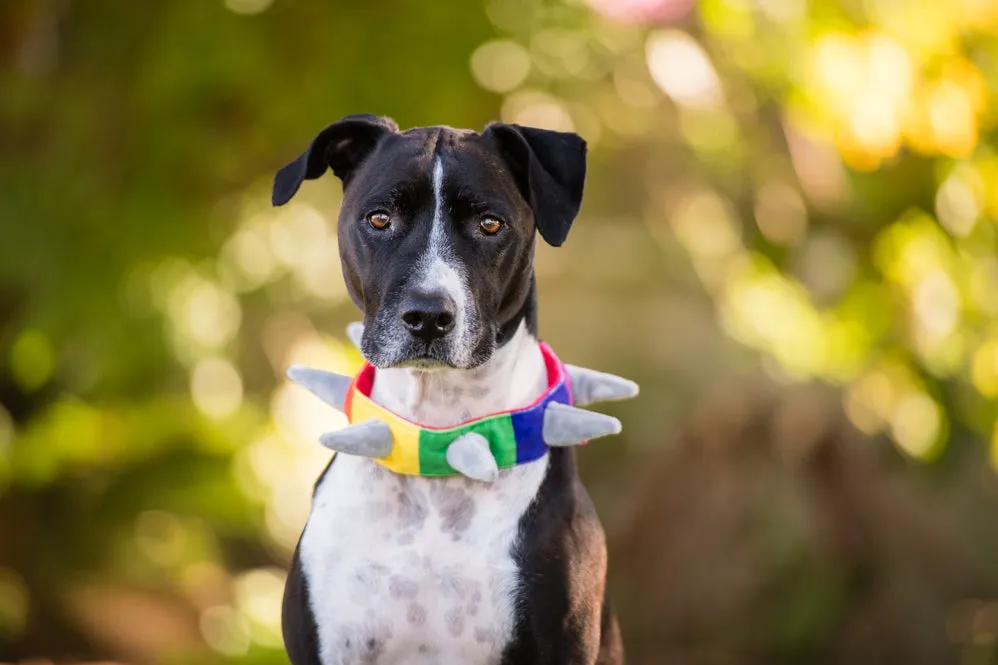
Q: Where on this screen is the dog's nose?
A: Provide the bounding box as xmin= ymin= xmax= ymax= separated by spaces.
xmin=400 ymin=291 xmax=457 ymax=341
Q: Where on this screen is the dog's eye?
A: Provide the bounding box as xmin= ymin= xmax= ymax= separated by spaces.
xmin=367 ymin=212 xmax=391 ymax=230
xmin=479 ymin=216 xmax=503 ymax=236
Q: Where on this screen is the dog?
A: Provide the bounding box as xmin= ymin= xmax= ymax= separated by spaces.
xmin=271 ymin=114 xmax=625 ymax=665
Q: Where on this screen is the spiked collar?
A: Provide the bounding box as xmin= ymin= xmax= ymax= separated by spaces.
xmin=345 ymin=342 xmax=571 ymax=477
xmin=286 ymin=329 xmax=638 ymax=482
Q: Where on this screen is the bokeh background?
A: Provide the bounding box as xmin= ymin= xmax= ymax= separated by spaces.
xmin=3 ymin=0 xmax=998 ymax=663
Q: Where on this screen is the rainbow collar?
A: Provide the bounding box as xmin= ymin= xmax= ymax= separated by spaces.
xmin=343 ymin=342 xmax=573 ymax=477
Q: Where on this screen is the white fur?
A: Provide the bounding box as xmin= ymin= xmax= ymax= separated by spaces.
xmin=410 ymin=158 xmax=476 ymax=367
xmin=371 ymin=323 xmax=545 ymax=426
xmin=300 ymin=322 xmax=549 ymax=665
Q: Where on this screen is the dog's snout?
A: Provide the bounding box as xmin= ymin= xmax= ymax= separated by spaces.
xmin=400 ymin=290 xmax=457 ymax=341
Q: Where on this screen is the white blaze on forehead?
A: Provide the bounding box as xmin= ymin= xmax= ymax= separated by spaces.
xmin=428 ymin=158 xmax=447 ymax=264
xmin=419 ymin=158 xmax=464 ymax=296
xmin=414 ymin=157 xmax=473 ymax=357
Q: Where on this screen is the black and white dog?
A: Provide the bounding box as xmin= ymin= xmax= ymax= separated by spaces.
xmin=272 ymin=114 xmax=625 ymax=665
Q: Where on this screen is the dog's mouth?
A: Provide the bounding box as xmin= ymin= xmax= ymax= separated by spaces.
xmin=393 ymin=351 xmax=453 ymax=370
xmin=396 ymin=359 xmax=451 ymax=370
xmin=370 ymin=339 xmax=462 ymax=371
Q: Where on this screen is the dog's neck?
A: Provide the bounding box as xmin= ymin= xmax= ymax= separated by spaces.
xmin=370 ymin=322 xmax=547 ymax=428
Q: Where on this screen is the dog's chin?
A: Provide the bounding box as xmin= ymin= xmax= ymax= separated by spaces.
xmin=375 ymin=354 xmax=466 ymax=372
xmin=393 ymin=356 xmax=453 ymax=371
xmin=362 ymin=332 xmax=495 ymax=372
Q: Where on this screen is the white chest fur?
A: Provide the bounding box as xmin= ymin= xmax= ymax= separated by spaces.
xmin=299 ymin=323 xmax=550 ymax=665
xmin=300 ymin=454 xmax=548 ymax=665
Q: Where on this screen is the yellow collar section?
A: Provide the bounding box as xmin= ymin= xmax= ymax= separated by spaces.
xmin=343 ymin=342 xmax=572 ymax=477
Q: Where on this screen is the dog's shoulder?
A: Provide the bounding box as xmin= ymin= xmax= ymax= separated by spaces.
xmin=311 ymin=455 xmax=336 ymax=495
xmin=282 ymin=456 xmax=336 ymax=665
xmin=283 ymin=539 xmax=323 ymax=665
xmin=502 ymin=447 xmax=610 ymax=664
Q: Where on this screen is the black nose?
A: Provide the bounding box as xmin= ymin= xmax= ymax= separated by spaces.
xmin=400 ymin=290 xmax=457 ymax=341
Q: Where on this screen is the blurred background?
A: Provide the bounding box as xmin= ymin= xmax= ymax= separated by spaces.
xmin=3 ymin=0 xmax=998 ymax=663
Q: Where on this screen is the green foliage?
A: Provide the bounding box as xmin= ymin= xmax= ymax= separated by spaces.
xmin=3 ymin=0 xmax=998 ymax=662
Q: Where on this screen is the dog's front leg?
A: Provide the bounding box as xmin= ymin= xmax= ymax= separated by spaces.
xmin=506 ymin=554 xmax=617 ymax=665
xmin=519 ymin=596 xmax=607 ymax=665
xmin=282 ymin=541 xmax=324 ymax=665
xmin=505 ymin=451 xmax=622 ymax=665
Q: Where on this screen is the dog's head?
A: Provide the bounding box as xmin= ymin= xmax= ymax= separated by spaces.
xmin=271 ymin=114 xmax=586 ymax=370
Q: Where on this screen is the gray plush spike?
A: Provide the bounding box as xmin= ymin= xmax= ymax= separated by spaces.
xmin=542 ymin=402 xmax=622 ymax=447
xmin=446 ymin=432 xmax=499 ymax=482
xmin=346 ymin=322 xmax=364 ymax=350
xmin=566 ymin=364 xmax=640 ymax=407
xmin=286 ymin=364 xmax=352 ymax=412
xmin=319 ymin=420 xmax=394 ymax=458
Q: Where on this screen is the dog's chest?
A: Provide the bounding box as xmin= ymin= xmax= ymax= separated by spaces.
xmin=300 ymin=453 xmax=548 ymax=665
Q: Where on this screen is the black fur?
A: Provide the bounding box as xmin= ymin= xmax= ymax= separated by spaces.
xmin=483 ymin=122 xmax=587 ymax=248
xmin=501 ymin=447 xmax=622 ymax=665
xmin=274 ymin=115 xmax=620 ymax=665
xmin=272 ymin=116 xmax=585 ymax=371
xmin=272 ymin=114 xmax=399 ymax=205
xmin=282 ymin=541 xmax=324 ymax=665
xmin=282 ymin=458 xmax=338 ymax=664
xmin=283 ymin=452 xmax=623 ymax=665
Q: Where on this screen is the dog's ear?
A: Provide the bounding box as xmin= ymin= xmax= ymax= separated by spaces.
xmin=272 ymin=114 xmax=398 ymax=206
xmin=483 ymin=122 xmax=587 ymax=247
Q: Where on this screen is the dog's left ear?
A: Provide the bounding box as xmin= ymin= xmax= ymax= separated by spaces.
xmin=272 ymin=114 xmax=398 ymax=206
xmin=483 ymin=123 xmax=587 ymax=247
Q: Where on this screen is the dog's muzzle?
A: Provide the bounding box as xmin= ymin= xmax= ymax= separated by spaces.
xmin=399 ymin=288 xmax=456 ymax=343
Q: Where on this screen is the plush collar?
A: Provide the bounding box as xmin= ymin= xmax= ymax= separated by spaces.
xmin=344 ymin=342 xmax=573 ymax=477
xmin=284 ymin=328 xmax=637 ymax=482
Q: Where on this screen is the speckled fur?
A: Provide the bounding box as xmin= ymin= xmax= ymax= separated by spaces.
xmin=298 ymin=323 xmax=550 ymax=665
xmin=276 ymin=117 xmax=621 ymax=665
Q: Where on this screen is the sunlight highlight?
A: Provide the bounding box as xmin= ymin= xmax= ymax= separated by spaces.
xmin=190 ymin=356 xmax=244 ymax=420
xmin=808 ymin=31 xmax=912 ymax=168
xmin=971 ymin=340 xmax=998 ymax=398
xmin=234 ymin=567 xmax=285 ymax=647
xmin=501 ymin=89 xmax=575 ymax=131
xmin=200 ymin=604 xmax=251 ymax=656
xmin=588 ymin=0 xmax=694 ymax=23
xmin=754 ymin=182 xmax=808 ymax=246
xmin=224 ymin=0 xmax=273 ymax=15
xmin=911 ymin=270 xmax=961 ymax=340
xmin=471 ymin=40 xmax=531 ymax=93
xmin=9 ymin=329 xmax=54 ymax=392
xmin=890 ymin=391 xmax=944 ymax=461
xmin=669 ymin=186 xmax=741 ymax=260
xmin=936 ymin=167 xmax=983 ymax=237
xmin=220 ymin=224 xmax=279 ymax=291
xmin=720 ymin=258 xmax=828 ymax=379
xmin=843 ymin=370 xmax=897 ymax=434
xmin=646 ymin=30 xmax=723 ymax=109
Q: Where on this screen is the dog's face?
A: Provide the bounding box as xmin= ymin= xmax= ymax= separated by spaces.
xmin=272 ymin=115 xmax=586 ymax=370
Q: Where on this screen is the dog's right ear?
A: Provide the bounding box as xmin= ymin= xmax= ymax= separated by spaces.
xmin=272 ymin=114 xmax=398 ymax=206
xmin=483 ymin=122 xmax=587 ymax=247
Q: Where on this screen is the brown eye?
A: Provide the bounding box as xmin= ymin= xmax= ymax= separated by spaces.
xmin=479 ymin=216 xmax=503 ymax=235
xmin=367 ymin=212 xmax=391 ymax=230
